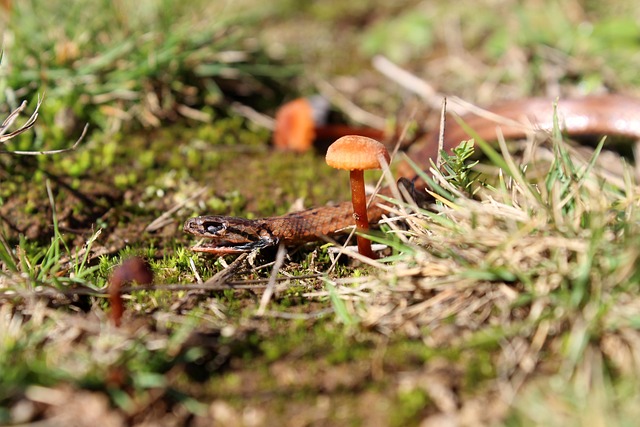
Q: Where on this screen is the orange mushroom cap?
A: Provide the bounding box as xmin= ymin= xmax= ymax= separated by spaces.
xmin=325 ymin=135 xmax=390 ymax=171
xmin=273 ymin=98 xmax=317 ymax=153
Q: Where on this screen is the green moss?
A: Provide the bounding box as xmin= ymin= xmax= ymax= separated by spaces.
xmin=389 ymin=389 xmax=431 ymax=427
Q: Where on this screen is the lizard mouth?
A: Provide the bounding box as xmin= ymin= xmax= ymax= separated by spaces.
xmin=190 ymin=238 xmax=276 ymax=254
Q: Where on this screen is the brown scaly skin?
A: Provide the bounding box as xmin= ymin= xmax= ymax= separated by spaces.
xmin=184 ymin=95 xmax=640 ymax=254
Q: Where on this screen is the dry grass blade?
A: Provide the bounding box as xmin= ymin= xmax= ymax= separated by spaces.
xmin=316 ymin=79 xmax=387 ymax=129
xmin=0 ymin=99 xmax=39 ymax=142
xmin=256 ymin=244 xmax=287 ymax=316
xmin=0 ymin=96 xmax=88 ymax=154
xmin=4 ymin=124 xmax=89 ymax=155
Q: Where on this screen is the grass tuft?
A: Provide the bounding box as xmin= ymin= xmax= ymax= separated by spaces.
xmin=327 ymin=124 xmax=639 ymax=421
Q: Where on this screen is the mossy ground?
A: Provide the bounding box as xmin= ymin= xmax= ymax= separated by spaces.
xmin=1 ymin=0 xmax=640 ymax=425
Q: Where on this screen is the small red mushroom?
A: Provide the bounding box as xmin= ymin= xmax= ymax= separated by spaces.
xmin=109 ymin=257 xmax=153 ymax=327
xmin=325 ymin=135 xmax=391 ymax=259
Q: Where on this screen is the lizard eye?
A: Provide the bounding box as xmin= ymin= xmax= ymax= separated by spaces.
xmin=203 ymin=221 xmax=227 ymax=235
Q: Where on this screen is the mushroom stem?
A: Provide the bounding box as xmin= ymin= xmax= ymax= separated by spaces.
xmin=349 ymin=169 xmax=376 ymax=259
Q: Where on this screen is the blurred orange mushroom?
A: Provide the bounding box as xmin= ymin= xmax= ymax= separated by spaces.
xmin=273 ymin=96 xmax=385 ymax=152
xmin=273 ymin=98 xmax=318 ymax=152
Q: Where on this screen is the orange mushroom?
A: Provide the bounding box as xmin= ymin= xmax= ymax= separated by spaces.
xmin=273 ymin=96 xmax=328 ymax=152
xmin=273 ymin=96 xmax=385 ymax=153
xmin=325 ymin=135 xmax=390 ymax=259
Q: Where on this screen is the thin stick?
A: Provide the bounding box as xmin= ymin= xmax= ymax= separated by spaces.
xmin=373 ymin=55 xmax=531 ymax=129
xmin=256 ymin=243 xmax=287 ymax=316
xmin=437 ymin=98 xmax=447 ymax=168
xmin=1 ymin=124 xmax=88 ymax=155
xmin=372 ymin=55 xmax=441 ymax=108
xmin=204 ymin=252 xmax=249 ymax=287
xmin=316 ymin=79 xmax=387 ymax=129
xmin=231 ymin=101 xmax=276 ymax=130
